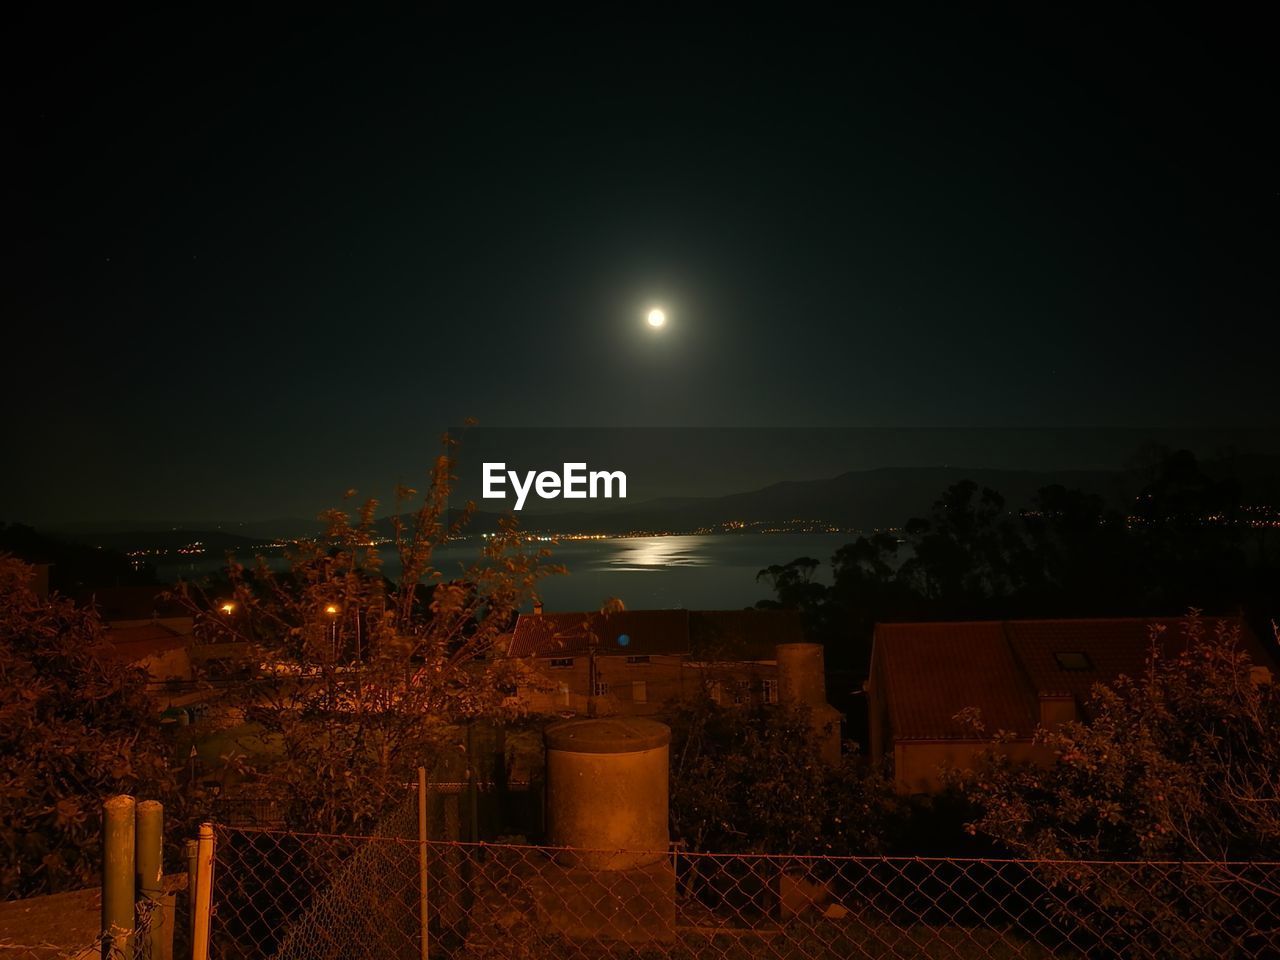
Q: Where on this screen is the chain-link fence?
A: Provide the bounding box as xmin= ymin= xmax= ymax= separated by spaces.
xmin=0 ymin=890 xmax=163 ymax=960
xmin=210 ymin=822 xmax=1280 ymax=960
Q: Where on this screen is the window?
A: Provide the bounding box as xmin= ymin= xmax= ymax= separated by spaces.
xmin=1053 ymin=651 xmax=1093 ymax=671
xmin=625 ymin=655 xmax=650 ymax=664
xmin=631 ymin=680 xmax=647 ymax=704
xmin=593 ymin=679 xmax=610 ymax=697
xmin=760 ymin=679 xmax=778 ymax=705
xmin=549 ymin=657 xmax=574 ymax=668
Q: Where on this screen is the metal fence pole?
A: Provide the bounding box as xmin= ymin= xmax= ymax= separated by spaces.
xmin=184 ymin=840 xmax=198 ymax=919
xmin=465 ymin=724 xmax=479 ymax=842
xmin=418 ymin=767 xmax=430 ymax=960
xmin=102 ymin=794 xmax=136 ymax=960
xmin=135 ymin=801 xmax=167 ymax=960
xmin=191 ymin=823 xmax=215 ymax=960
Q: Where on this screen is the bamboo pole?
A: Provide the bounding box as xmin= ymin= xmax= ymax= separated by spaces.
xmin=191 ymin=823 xmax=215 ymax=960
xmin=418 ymin=766 xmax=430 ymax=960
xmin=102 ymin=795 xmax=136 ymax=960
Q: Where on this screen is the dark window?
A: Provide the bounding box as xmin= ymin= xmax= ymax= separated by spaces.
xmin=549 ymin=657 xmax=574 ymax=668
xmin=625 ymin=655 xmax=650 ymax=664
xmin=1053 ymin=651 xmax=1093 ymax=671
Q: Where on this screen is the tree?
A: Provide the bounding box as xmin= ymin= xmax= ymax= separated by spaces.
xmin=668 ymin=700 xmax=900 ymax=855
xmin=956 ymin=611 xmax=1280 ymax=862
xmin=1015 ymin=484 xmax=1132 ymax=614
xmin=0 ymin=556 xmax=174 ymax=898
xmin=173 ymin=444 xmax=563 ymax=834
xmin=897 ymin=480 xmax=1023 ymax=611
xmin=754 ymin=557 xmax=826 ymax=614
xmin=1129 ymin=449 xmax=1251 ymax=611
xmin=950 ymin=612 xmax=1280 ymax=952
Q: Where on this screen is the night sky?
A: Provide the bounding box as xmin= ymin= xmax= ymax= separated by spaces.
xmin=8 ymin=9 xmax=1277 ymax=524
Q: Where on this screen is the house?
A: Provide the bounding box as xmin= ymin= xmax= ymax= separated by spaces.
xmin=866 ymin=616 xmax=1274 ymax=794
xmin=506 ymin=607 xmax=843 ymax=762
xmin=101 ymin=617 xmax=201 ymax=713
xmin=505 ymin=609 xmax=802 ymax=716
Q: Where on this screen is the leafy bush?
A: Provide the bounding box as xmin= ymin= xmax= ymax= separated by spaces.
xmin=0 ymin=556 xmax=174 ymax=898
xmin=956 ymin=611 xmax=1280 ymax=861
xmin=669 ymin=700 xmax=901 ymax=854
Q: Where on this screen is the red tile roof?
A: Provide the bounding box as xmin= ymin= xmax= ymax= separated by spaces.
xmin=103 ymin=621 xmax=188 ymax=663
xmin=873 ymin=621 xmax=1037 ymax=740
xmin=506 ymin=609 xmax=803 ymax=660
xmin=508 ymin=610 xmax=689 ymax=658
xmin=689 ymin=610 xmax=805 ymax=660
xmin=871 ymin=616 xmax=1270 ymax=741
xmin=1005 ymin=617 xmax=1167 ymax=702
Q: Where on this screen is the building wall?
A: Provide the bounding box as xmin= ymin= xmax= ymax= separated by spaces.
xmin=515 ymin=654 xmax=779 ymax=716
xmin=866 ymin=654 xmax=889 ymax=767
xmin=137 ymin=646 xmax=192 ymax=683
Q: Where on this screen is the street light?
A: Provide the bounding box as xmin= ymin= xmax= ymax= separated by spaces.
xmin=219 ymin=601 xmax=235 ymax=616
xmin=324 ymin=604 xmax=340 ymax=661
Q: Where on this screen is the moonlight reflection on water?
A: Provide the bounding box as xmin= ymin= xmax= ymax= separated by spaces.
xmin=157 ymin=533 xmax=854 ymax=612
xmin=603 ymin=536 xmax=714 ymax=571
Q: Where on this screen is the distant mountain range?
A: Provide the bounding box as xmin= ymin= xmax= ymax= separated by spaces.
xmin=42 ymin=455 xmax=1280 ymax=552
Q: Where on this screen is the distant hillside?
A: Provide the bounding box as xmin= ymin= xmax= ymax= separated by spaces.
xmin=42 ymin=453 xmax=1280 ymax=544
xmin=73 ymin=529 xmax=274 ymax=554
xmin=50 ymin=517 xmax=322 ymax=540
xmin=475 ymin=466 xmax=1134 ymax=535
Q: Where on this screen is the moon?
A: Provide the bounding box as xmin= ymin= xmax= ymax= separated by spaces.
xmin=647 ymin=308 xmax=666 ymax=328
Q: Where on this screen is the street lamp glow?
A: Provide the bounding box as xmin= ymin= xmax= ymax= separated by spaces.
xmin=219 ymin=602 xmax=235 ymax=615
xmin=647 ymin=308 xmax=666 ymax=328
xmin=324 ymin=604 xmax=340 ymax=616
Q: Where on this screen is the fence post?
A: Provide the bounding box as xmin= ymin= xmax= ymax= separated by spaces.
xmin=102 ymin=794 xmax=136 ymax=960
xmin=191 ymin=823 xmax=215 ymax=960
xmin=418 ymin=767 xmax=430 ymax=960
xmin=466 ymin=723 xmax=479 ymax=842
xmin=136 ymin=800 xmax=171 ymax=960
xmin=184 ymin=839 xmax=198 ymax=920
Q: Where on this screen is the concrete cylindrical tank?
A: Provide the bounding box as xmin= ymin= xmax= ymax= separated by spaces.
xmin=776 ymin=642 xmax=827 ymax=708
xmin=544 ymin=717 xmax=670 ymax=870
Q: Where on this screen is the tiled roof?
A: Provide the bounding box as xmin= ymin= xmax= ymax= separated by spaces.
xmin=103 ymin=621 xmax=188 ymax=663
xmin=872 ymin=621 xmax=1037 ymax=740
xmin=507 ymin=610 xmax=690 ymax=658
xmin=689 ymin=610 xmax=804 ymax=661
xmin=80 ymin=585 xmax=186 ymax=620
xmin=506 ymin=609 xmax=804 ymax=660
xmin=1006 ymin=617 xmax=1164 ymax=702
xmin=872 ymin=616 xmax=1269 ymax=741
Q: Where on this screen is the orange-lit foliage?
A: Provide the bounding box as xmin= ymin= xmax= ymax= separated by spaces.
xmin=957 ymin=611 xmax=1280 ymax=862
xmin=0 ymin=557 xmax=173 ymax=898
xmin=173 ymin=436 xmax=563 ymax=834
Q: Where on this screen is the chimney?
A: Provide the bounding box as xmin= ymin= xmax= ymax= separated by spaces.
xmin=532 ymin=599 xmax=544 ymax=616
